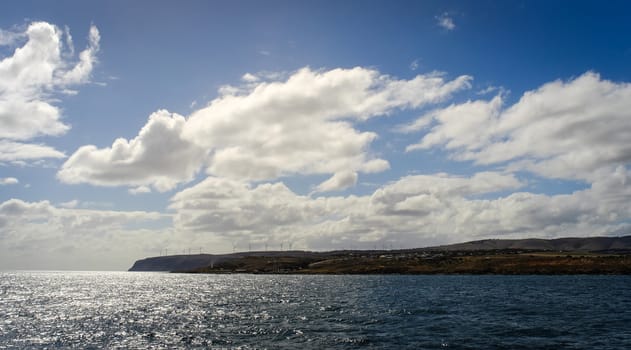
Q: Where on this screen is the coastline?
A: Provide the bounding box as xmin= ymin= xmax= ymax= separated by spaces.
xmin=179 ymin=251 xmax=631 ymax=275
xmin=129 ymin=236 xmax=631 ymax=275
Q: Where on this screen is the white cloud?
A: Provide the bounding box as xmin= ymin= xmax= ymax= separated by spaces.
xmin=169 ymin=170 xmax=631 ymax=250
xmin=184 ymin=67 xmax=471 ymax=182
xmin=170 ymin=177 xmax=318 ymax=236
xmin=241 ymin=72 xmax=259 ymax=82
xmin=406 ymin=94 xmax=503 ymax=152
xmin=0 ymin=177 xmax=18 ymax=185
xmin=408 ymin=72 xmax=631 ymax=182
xmin=58 ymin=24 xmax=99 ymax=85
xmin=0 ymin=28 xmax=25 ymax=46
xmin=436 ymin=13 xmax=456 ymax=31
xmin=129 ymin=185 xmax=151 ymax=195
xmin=0 ymin=90 xmax=70 ymax=140
xmin=63 ymin=25 xmax=74 ymax=56
xmin=61 ymin=67 xmax=471 ymax=191
xmin=314 ymin=171 xmax=358 ymax=193
xmin=59 ymin=199 xmax=79 ymax=208
xmin=58 ymin=110 xmax=207 ymax=192
xmin=476 ymin=86 xmax=498 ymax=95
xmin=0 ymin=198 xmax=171 ymax=270
xmin=0 ymin=21 xmax=99 ymax=161
xmin=6 ymin=167 xmax=630 ymax=269
xmin=409 ymin=59 xmax=420 ymax=71
xmin=0 ymin=140 xmax=66 ymax=162
xmin=395 ymin=114 xmax=434 ymax=134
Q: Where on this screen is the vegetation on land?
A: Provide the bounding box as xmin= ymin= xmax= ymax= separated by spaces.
xmin=184 ymin=250 xmax=631 ymax=275
xmin=129 ymin=236 xmax=631 ymax=274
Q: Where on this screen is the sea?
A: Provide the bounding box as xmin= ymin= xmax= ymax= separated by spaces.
xmin=0 ymin=272 xmax=630 ymax=349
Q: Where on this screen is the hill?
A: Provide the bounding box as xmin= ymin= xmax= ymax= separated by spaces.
xmin=128 ymin=235 xmax=631 ymax=273
xmin=428 ymin=236 xmax=631 ymax=252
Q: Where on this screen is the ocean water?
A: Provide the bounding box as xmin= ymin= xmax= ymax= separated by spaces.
xmin=0 ymin=272 xmax=630 ymax=349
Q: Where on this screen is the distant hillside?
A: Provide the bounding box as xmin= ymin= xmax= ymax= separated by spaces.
xmin=128 ymin=235 xmax=631 ymax=272
xmin=429 ymin=236 xmax=631 ymax=252
xmin=129 ymin=254 xmax=215 ymax=272
xmin=129 ymin=251 xmax=324 ymax=272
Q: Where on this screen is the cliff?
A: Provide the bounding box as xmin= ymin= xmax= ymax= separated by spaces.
xmin=129 ymin=254 xmax=215 ymax=272
xmin=128 ymin=251 xmax=324 ymax=272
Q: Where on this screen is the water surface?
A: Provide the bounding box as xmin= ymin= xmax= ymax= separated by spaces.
xmin=1 ymin=272 xmax=630 ymax=349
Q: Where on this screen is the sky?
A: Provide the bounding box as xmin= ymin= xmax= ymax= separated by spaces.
xmin=1 ymin=0 xmax=631 ymax=270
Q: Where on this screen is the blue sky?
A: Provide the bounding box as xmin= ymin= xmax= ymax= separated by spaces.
xmin=1 ymin=1 xmax=631 ymax=270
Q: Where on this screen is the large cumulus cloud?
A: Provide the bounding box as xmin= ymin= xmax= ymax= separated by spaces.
xmin=58 ymin=110 xmax=206 ymax=192
xmin=0 ymin=21 xmax=99 ymax=162
xmin=59 ymin=67 xmax=471 ymax=192
xmin=406 ymin=72 xmax=631 ymax=182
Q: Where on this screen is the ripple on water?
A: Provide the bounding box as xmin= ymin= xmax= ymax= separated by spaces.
xmin=1 ymin=273 xmax=631 ymax=349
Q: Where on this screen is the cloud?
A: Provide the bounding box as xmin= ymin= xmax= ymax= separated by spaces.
xmin=0 ymin=21 xmax=99 ymax=161
xmin=129 ymin=185 xmax=151 ymax=195
xmin=169 ymin=170 xmax=631 ymax=250
xmin=58 ymin=24 xmax=99 ymax=85
xmin=0 ymin=198 xmax=163 ymax=229
xmin=407 ymin=72 xmax=631 ymax=182
xmin=59 ymin=199 xmax=79 ymax=208
xmin=314 ymin=171 xmax=358 ymax=193
xmin=476 ymin=86 xmax=499 ymax=95
xmin=170 ymin=177 xmax=318 ymax=236
xmin=0 ymin=140 xmax=66 ymax=162
xmin=7 ymin=167 xmax=631 ymax=268
xmin=436 ymin=13 xmax=456 ymax=31
xmin=61 ymin=67 xmax=471 ymax=191
xmin=0 ymin=27 xmax=25 ymax=46
xmin=0 ymin=198 xmax=171 ymax=270
xmin=169 ymin=172 xmax=521 ymax=240
xmin=63 ymin=25 xmax=74 ymax=56
xmin=395 ymin=114 xmax=434 ymax=134
xmin=409 ymin=59 xmax=420 ymax=71
xmin=184 ymin=67 xmax=471 ymax=182
xmin=58 ymin=110 xmax=207 ymax=192
xmin=0 ymin=177 xmax=18 ymax=185
xmin=406 ymin=94 xmax=503 ymax=152
xmin=241 ymin=72 xmax=259 ymax=82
